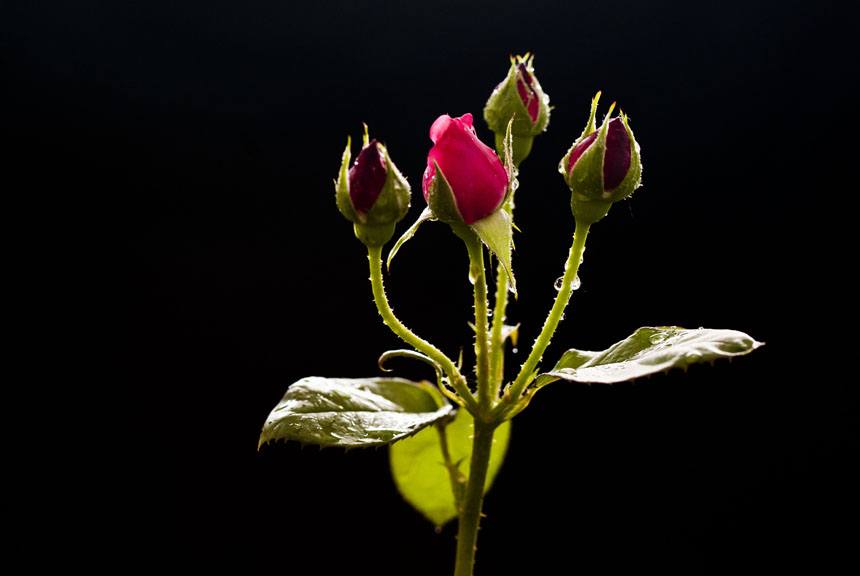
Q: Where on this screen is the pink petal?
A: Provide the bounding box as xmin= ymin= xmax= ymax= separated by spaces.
xmin=427 ymin=115 xmax=507 ymax=224
xmin=429 ymin=115 xmax=453 ymax=144
xmin=567 ymin=130 xmax=599 ymax=174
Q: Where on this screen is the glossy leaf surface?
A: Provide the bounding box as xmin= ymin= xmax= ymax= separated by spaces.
xmin=259 ymin=377 xmax=452 ymax=449
xmin=536 ymin=326 xmax=762 ymax=387
xmin=390 ymin=409 xmax=511 ymax=528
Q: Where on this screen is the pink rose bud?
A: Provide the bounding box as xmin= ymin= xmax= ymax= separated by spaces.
xmin=422 ymin=113 xmax=509 ymax=225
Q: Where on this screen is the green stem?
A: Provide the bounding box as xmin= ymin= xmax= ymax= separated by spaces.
xmin=488 ymin=260 xmax=509 ymax=397
xmin=503 ymin=221 xmax=591 ymax=407
xmin=366 ymin=245 xmax=477 ymax=411
xmin=453 ymin=418 xmax=496 ymax=576
xmin=464 ymin=236 xmax=492 ymax=413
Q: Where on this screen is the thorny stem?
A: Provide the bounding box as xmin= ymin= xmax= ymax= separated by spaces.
xmin=450 ymin=233 xmax=498 ymax=576
xmin=453 ymin=417 xmax=497 ymax=576
xmin=464 ymin=235 xmax=492 ymax=413
xmin=366 ymin=244 xmax=478 ymax=412
xmin=502 ymin=220 xmax=591 ymax=410
xmin=488 ymin=259 xmax=510 ymax=398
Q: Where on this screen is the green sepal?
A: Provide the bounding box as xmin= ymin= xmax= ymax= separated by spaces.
xmin=389 ymin=408 xmax=511 ymax=528
xmin=363 ymin=145 xmax=411 ymax=226
xmin=533 ymin=326 xmax=763 ymax=388
xmin=495 ymin=128 xmax=533 ymax=169
xmin=580 ymin=91 xmax=601 ymax=140
xmin=470 ymin=208 xmax=516 ymax=295
xmin=387 ymin=206 xmax=434 ymax=272
xmin=334 ymin=137 xmax=358 ymax=222
xmin=556 ymin=91 xmax=601 ymax=182
xmin=483 ymin=54 xmax=549 ymax=138
xmin=426 ymin=158 xmax=466 ymax=226
xmin=258 ymin=376 xmax=453 ymax=449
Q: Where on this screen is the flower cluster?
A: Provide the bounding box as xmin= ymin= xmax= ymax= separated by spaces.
xmin=337 ymin=59 xmax=642 ymax=244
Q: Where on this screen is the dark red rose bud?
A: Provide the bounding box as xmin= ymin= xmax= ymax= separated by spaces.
xmin=348 ymin=139 xmax=387 ymax=215
xmin=566 ymin=118 xmax=631 ymax=193
xmin=560 ymin=94 xmax=642 ymax=225
xmin=335 ymin=128 xmax=411 ymax=246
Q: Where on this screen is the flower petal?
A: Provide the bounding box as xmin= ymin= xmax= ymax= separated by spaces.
xmin=567 ymin=130 xmax=599 ymax=174
xmin=603 ymin=118 xmax=631 ymax=192
xmin=348 ymin=140 xmax=387 ymax=215
xmin=427 ymin=115 xmax=507 ymax=225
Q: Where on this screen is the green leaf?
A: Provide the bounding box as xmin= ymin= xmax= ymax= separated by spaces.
xmin=386 ymin=207 xmax=434 ymax=272
xmin=389 ymin=409 xmax=511 ymax=528
xmin=535 ymin=326 xmax=763 ymax=387
xmin=258 ymin=377 xmax=453 ymax=449
xmin=470 ymin=208 xmax=516 ymax=295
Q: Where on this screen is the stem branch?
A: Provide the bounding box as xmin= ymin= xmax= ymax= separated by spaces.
xmin=488 ymin=260 xmax=509 ymax=397
xmin=504 ymin=221 xmax=591 ymax=406
xmin=464 ymin=236 xmax=492 ymax=413
xmin=367 ymin=244 xmax=477 ymax=411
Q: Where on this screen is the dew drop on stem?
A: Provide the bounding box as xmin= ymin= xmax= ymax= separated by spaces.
xmin=554 ymin=274 xmax=581 ymax=291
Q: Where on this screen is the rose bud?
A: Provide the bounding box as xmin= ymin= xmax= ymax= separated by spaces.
xmin=559 ymin=93 xmax=642 ymax=225
xmin=336 ymin=127 xmax=411 ymax=246
xmin=483 ymin=54 xmax=550 ymax=166
xmin=422 ymin=113 xmax=509 ymax=226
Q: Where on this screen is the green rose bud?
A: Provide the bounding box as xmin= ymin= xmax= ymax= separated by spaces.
xmin=336 ymin=126 xmax=411 ymax=246
xmin=559 ymin=92 xmax=642 ymax=225
xmin=484 ymin=54 xmax=550 ymax=166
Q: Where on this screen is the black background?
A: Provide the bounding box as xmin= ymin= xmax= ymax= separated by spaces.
xmin=7 ymin=0 xmax=855 ymax=574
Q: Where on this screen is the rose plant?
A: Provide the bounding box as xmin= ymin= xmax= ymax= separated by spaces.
xmin=259 ymin=55 xmax=761 ymax=576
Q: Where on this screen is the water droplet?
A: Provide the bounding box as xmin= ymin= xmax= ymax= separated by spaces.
xmin=650 ymin=332 xmax=669 ymax=345
xmin=685 ymin=351 xmax=702 ymax=363
xmin=554 ymin=276 xmax=564 ymax=291
xmin=511 ymin=178 xmax=520 ymax=191
xmin=512 ymin=347 xmax=518 ymax=354
xmin=571 ymin=275 xmax=581 ymax=291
